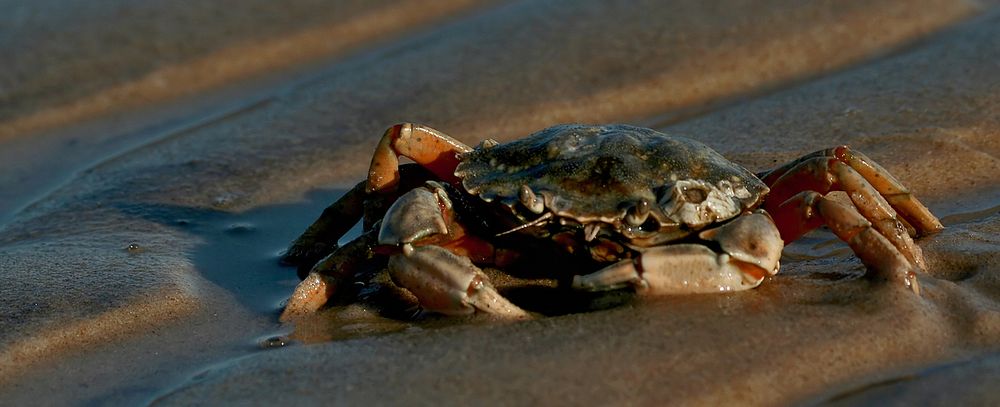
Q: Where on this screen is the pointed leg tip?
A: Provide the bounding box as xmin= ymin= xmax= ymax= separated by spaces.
xmin=571 ymin=262 xmax=641 ymax=292
xmin=866 ymin=264 xmax=922 ymax=296
xmin=468 ymin=288 xmax=531 ymax=319
xmin=905 ymin=271 xmax=921 ymax=295
xmin=281 ymin=272 xmax=336 ymax=322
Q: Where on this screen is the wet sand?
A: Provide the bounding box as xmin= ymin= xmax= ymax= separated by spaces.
xmin=1 ymin=0 xmax=999 ymax=405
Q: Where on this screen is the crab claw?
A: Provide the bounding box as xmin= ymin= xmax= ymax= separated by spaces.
xmin=572 ymin=244 xmax=766 ymax=294
xmin=378 ymin=182 xmax=451 ymax=246
xmin=698 ymin=210 xmax=782 ymax=277
xmin=573 ymin=212 xmax=783 ymax=294
xmin=390 ymin=245 xmax=528 ymax=318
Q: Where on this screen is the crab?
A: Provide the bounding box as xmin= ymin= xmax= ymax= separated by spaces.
xmin=280 ymin=123 xmax=943 ymax=320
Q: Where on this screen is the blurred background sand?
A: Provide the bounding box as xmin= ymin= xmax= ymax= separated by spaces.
xmin=1 ymin=0 xmax=998 ymax=405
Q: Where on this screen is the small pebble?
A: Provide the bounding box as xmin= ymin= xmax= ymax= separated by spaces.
xmin=260 ymin=336 xmax=289 ymax=349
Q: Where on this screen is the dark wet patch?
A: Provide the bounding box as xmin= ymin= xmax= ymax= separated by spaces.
xmin=118 ymin=188 xmax=352 ymax=316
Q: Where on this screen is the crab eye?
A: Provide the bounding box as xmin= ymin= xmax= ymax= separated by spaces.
xmin=639 ymin=217 xmax=660 ymax=232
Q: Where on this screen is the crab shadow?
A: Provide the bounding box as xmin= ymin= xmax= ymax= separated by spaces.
xmin=115 ymin=188 xmax=354 ymax=316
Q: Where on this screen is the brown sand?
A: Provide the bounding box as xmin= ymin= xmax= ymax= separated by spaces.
xmin=1 ymin=0 xmax=998 ymax=405
xmin=0 ymin=0 xmax=494 ymax=140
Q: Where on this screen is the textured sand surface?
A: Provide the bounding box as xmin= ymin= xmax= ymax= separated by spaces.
xmin=0 ymin=0 xmax=491 ymax=139
xmin=1 ymin=0 xmax=998 ymax=405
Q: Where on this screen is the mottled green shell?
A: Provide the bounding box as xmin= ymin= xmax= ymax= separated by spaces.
xmin=454 ymin=124 xmax=768 ymax=240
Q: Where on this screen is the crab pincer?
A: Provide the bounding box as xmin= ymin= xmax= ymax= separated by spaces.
xmin=378 ymin=182 xmax=528 ymax=318
xmin=573 ymin=211 xmax=783 ymax=294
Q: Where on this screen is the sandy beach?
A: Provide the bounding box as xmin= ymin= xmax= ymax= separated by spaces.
xmin=1 ymin=0 xmax=998 ymax=405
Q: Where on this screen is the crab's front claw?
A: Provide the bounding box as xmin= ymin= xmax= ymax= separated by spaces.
xmin=573 ymin=244 xmax=768 ymax=294
xmin=390 ymin=245 xmax=529 ymax=318
xmin=574 ymin=212 xmax=783 ymax=295
xmin=378 ymin=182 xmax=451 ymax=246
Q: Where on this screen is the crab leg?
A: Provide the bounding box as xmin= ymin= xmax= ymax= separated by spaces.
xmin=573 ymin=212 xmax=784 ymax=294
xmin=281 ymin=228 xmax=382 ymax=321
xmin=282 ymin=164 xmax=438 ymax=270
xmin=763 ymin=155 xmax=927 ymax=270
xmin=761 ymin=146 xmax=943 ymax=236
xmin=772 ymin=191 xmax=919 ymax=293
xmin=379 ymin=182 xmax=528 ymax=317
xmin=282 ymin=180 xmax=367 ymax=269
xmin=367 ymin=123 xmax=472 ymax=194
xmin=282 ymin=124 xmax=477 ymax=319
xmin=390 ymin=245 xmax=528 ymax=317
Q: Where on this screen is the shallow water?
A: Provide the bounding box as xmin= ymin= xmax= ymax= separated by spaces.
xmin=0 ymin=187 xmax=349 ymax=404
